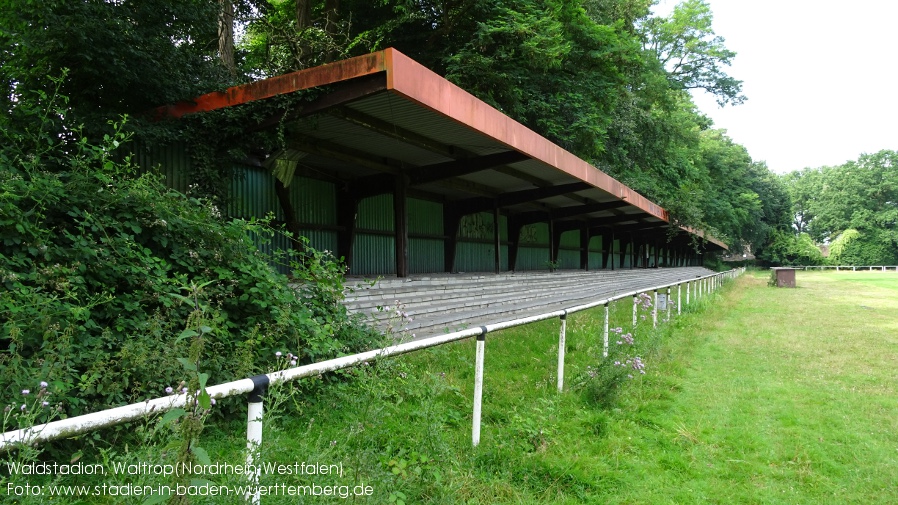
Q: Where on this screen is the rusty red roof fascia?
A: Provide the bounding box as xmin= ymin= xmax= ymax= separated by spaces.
xmin=152 ymin=52 xmax=387 ymax=119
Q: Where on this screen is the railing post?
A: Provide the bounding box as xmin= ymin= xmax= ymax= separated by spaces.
xmin=686 ymin=281 xmax=691 ymax=305
xmin=472 ymin=329 xmax=487 ymax=447
xmin=666 ymin=286 xmax=672 ymax=321
xmin=603 ymin=303 xmax=609 ymax=358
xmin=677 ymin=283 xmax=682 ymax=315
xmin=652 ymin=290 xmax=658 ymax=328
xmin=632 ymin=294 xmax=638 ymax=328
xmin=246 ymin=375 xmax=269 ymax=505
xmin=557 ymin=312 xmax=567 ymax=393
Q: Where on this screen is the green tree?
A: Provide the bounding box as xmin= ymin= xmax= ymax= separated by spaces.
xmin=781 ymin=150 xmax=897 ymax=265
xmin=782 ymin=168 xmax=823 ymax=235
xmin=1 ymin=0 xmax=230 ymax=142
xmin=641 ymin=0 xmax=744 ymax=106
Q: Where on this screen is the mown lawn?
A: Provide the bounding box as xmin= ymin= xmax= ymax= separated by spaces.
xmin=590 ymin=270 xmax=898 ymax=504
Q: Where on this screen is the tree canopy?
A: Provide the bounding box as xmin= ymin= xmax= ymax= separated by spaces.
xmin=782 ymin=150 xmax=898 ymax=265
xmin=2 ymin=0 xmax=792 ymax=254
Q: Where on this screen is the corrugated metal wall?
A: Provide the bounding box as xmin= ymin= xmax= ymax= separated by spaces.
xmin=229 ymin=167 xmax=279 ymax=219
xmin=516 ymin=222 xmax=550 ymax=271
xmin=588 ymin=235 xmax=603 ymax=270
xmin=352 ymin=194 xmax=395 ymax=275
xmin=557 ymin=230 xmax=580 ymax=269
xmin=290 ymin=177 xmax=338 ymax=255
xmin=133 ymin=142 xmax=192 ymax=192
xmin=454 ymin=212 xmax=508 ymax=272
xmin=132 ymin=142 xmax=668 ymax=276
xmin=408 ymin=198 xmax=443 ymax=274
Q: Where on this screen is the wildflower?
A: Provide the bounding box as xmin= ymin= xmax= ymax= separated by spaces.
xmin=210 ymin=398 xmax=216 ymax=406
xmin=631 ymin=357 xmax=646 ymax=374
xmin=39 ymin=381 xmax=48 ymax=389
xmin=20 ymin=404 xmax=26 ymax=411
xmin=290 ymin=360 xmax=297 ymax=367
xmin=275 ymin=351 xmax=282 ymax=358
xmin=42 ymin=401 xmax=49 ymax=407
xmin=182 ymin=387 xmax=188 ymax=394
xmin=165 ymin=386 xmax=174 ymax=394
xmin=21 ymin=389 xmax=29 ymax=395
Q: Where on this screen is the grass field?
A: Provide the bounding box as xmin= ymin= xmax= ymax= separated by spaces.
xmin=5 ymin=270 xmax=898 ymax=504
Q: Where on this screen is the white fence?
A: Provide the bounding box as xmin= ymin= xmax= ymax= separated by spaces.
xmin=794 ymin=265 xmax=898 ymax=271
xmin=1 ymin=268 xmax=744 ymax=503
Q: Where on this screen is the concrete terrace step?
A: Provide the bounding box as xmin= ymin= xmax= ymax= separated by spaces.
xmin=342 ymin=267 xmax=714 ymax=339
xmin=343 ymin=276 xmax=610 ymax=313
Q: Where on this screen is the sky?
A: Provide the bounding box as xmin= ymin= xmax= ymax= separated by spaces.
xmin=654 ymin=0 xmax=897 ymax=174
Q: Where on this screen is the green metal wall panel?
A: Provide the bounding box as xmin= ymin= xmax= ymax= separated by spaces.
xmin=352 ymin=194 xmax=395 ymax=275
xmin=588 ymin=236 xmax=603 ymax=270
xmin=518 ymin=222 xmax=549 ymax=246
xmin=301 ymin=229 xmax=338 ymax=256
xmin=458 ymin=212 xmax=495 ymax=240
xmin=455 ymin=211 xmax=508 ymax=272
xmin=517 ymin=246 xmax=550 ymax=271
xmin=557 ymin=230 xmax=580 ymax=269
xmin=557 ymin=250 xmax=579 ymax=269
xmin=409 ymin=239 xmax=443 ymax=274
xmin=588 ymin=252 xmax=603 ymax=270
xmin=559 ymin=230 xmax=580 ymax=248
xmin=407 ymin=198 xmax=444 ymax=274
xmin=453 ymin=242 xmax=507 ymax=272
xmin=134 ymin=141 xmax=192 ymax=193
xmin=229 ymin=167 xmax=281 ymax=220
xmin=408 ymin=198 xmax=442 ymax=235
xmin=290 ymin=177 xmax=336 ymax=225
xmin=351 ymin=234 xmax=395 ymax=276
xmin=357 ymin=194 xmax=394 ymax=231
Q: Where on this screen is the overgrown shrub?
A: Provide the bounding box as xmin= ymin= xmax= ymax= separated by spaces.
xmin=755 ymin=230 xmax=824 ymax=266
xmin=828 ymin=228 xmax=898 ymax=266
xmin=1 ymin=108 xmax=379 ymax=417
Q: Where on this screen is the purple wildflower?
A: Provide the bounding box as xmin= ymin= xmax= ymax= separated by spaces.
xmin=21 ymin=389 xmax=29 ymax=395
xmin=39 ymin=381 xmax=48 ymax=389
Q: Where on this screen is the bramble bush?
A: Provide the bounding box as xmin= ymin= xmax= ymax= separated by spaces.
xmin=0 ymin=84 xmax=380 ymax=418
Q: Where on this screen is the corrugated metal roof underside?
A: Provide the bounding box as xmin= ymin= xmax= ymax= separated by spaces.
xmin=286 ymin=90 xmax=647 ymax=221
xmin=161 ymin=48 xmax=726 ymax=250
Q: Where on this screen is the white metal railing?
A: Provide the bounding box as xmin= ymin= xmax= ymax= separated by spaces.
xmin=793 ymin=265 xmax=898 ymax=271
xmin=1 ymin=267 xmax=744 ymax=503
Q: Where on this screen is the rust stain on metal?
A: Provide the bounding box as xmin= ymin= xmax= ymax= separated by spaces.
xmin=154 ymin=52 xmax=386 ymax=119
